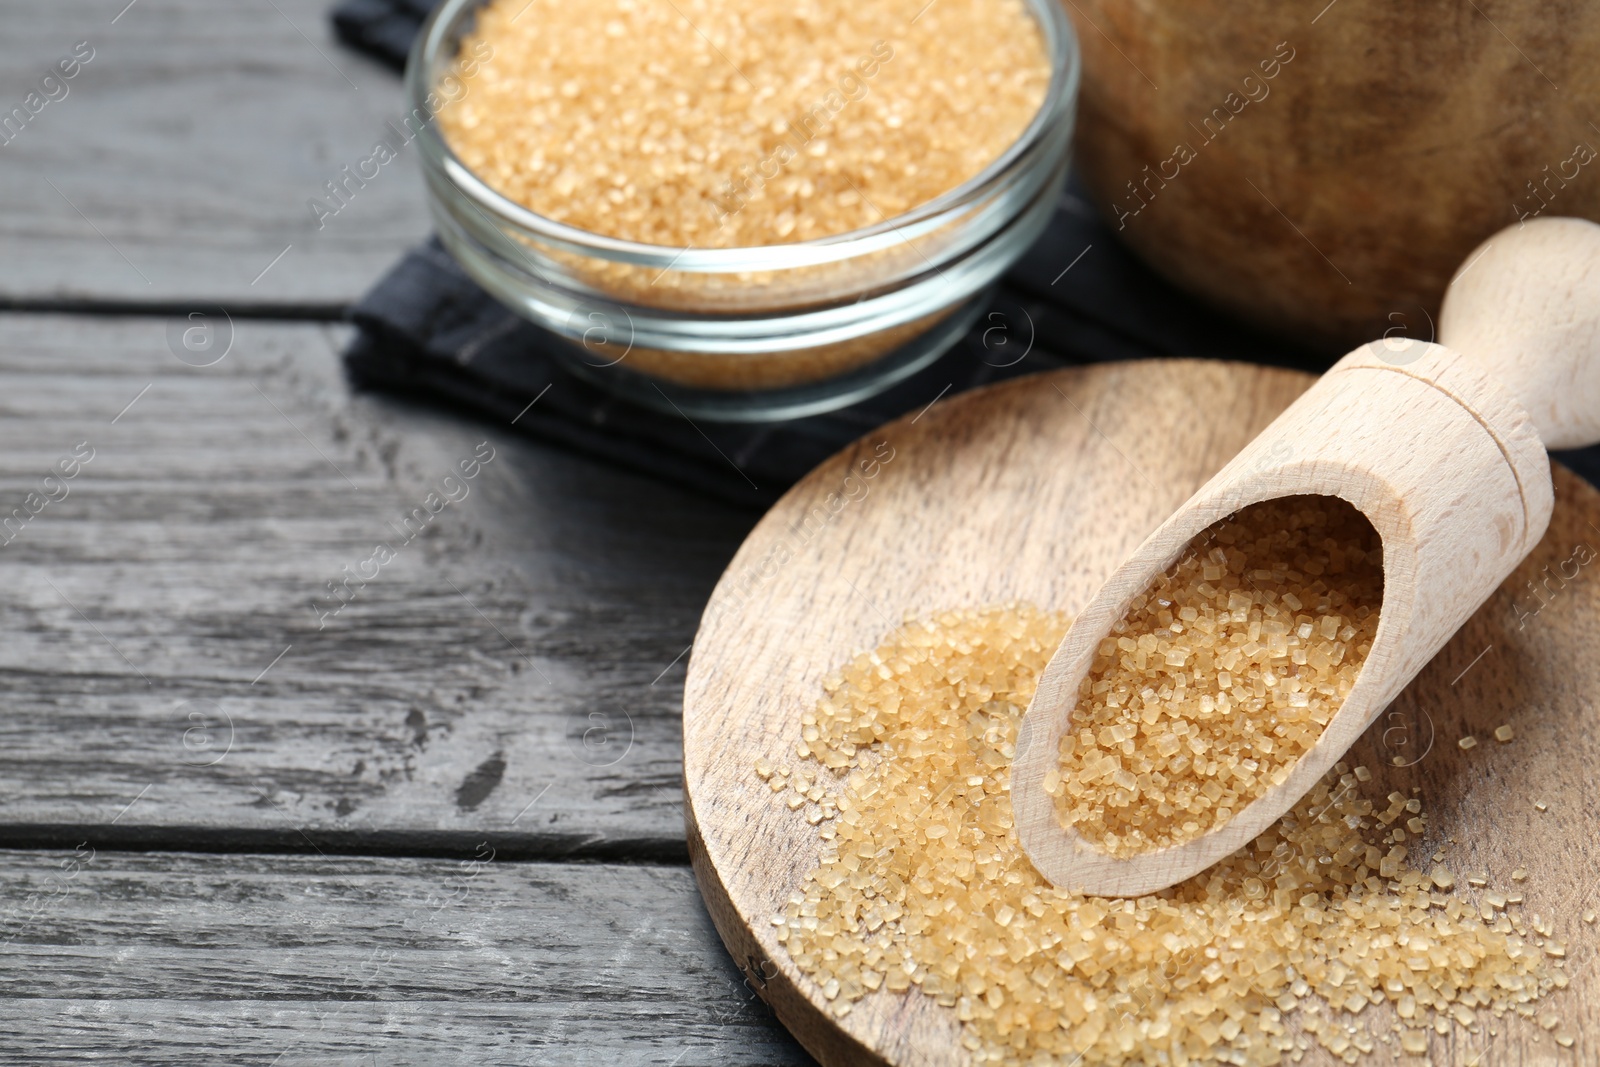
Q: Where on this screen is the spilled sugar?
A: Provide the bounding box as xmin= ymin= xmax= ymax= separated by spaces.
xmin=762 ymin=604 xmax=1565 ymax=1065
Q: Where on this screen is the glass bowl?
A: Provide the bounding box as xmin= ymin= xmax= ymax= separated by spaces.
xmin=407 ymin=0 xmax=1080 ymax=422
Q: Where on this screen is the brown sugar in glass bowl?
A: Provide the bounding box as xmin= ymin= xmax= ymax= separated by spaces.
xmin=406 ymin=0 xmax=1080 ymax=420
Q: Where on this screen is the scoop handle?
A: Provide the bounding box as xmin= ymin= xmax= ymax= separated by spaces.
xmin=1439 ymin=217 xmax=1600 ymax=450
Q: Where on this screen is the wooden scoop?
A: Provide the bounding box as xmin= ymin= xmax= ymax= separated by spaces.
xmin=1013 ymin=216 xmax=1600 ymax=897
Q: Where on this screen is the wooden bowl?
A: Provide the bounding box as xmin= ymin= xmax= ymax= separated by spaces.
xmin=1066 ymin=0 xmax=1600 ymax=348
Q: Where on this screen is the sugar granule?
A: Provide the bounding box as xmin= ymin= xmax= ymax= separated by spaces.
xmin=440 ymin=0 xmax=1051 ymax=248
xmin=1053 ymin=496 xmax=1384 ymax=856
xmin=765 ymin=604 xmax=1564 ymax=1066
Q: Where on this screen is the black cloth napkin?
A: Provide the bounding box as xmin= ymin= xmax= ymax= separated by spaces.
xmin=331 ymin=0 xmax=1600 ymax=506
xmin=332 ymin=0 xmax=436 ymax=67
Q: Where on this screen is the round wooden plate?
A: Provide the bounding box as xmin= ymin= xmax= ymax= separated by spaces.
xmin=683 ymin=360 xmax=1600 ymax=1066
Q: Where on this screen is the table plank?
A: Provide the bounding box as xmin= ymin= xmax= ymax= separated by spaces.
xmin=0 ymin=0 xmax=428 ymax=308
xmin=0 ymin=313 xmax=753 ymax=857
xmin=0 ymin=846 xmax=811 ymax=1066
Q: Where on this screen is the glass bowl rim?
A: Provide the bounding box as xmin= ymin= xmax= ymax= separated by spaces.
xmin=405 ymin=0 xmax=1081 ymax=272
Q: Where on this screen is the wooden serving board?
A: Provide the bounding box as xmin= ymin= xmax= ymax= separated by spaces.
xmin=683 ymin=359 xmax=1600 ymax=1066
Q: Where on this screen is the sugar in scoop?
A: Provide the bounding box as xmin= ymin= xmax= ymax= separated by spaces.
xmin=1015 ymin=219 xmax=1600 ymax=897
xmin=1050 ymin=497 xmax=1382 ymax=857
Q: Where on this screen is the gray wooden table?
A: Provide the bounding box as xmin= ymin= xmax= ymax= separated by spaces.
xmin=0 ymin=3 xmax=810 ymax=1062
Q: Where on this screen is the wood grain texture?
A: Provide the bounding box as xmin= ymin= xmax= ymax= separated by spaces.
xmin=684 ymin=360 xmax=1600 ymax=1065
xmin=1444 ymin=217 xmax=1600 ymax=450
xmin=1065 ymin=0 xmax=1600 ymax=346
xmin=0 ymin=0 xmax=429 ymax=307
xmin=0 ymin=847 xmax=810 ymax=1066
xmin=1019 ymin=220 xmax=1600 ymax=893
xmin=0 ymin=313 xmax=753 ymax=856
xmin=1017 ymin=344 xmax=1558 ymax=894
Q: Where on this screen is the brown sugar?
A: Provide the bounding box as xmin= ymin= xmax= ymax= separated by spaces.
xmin=439 ymin=0 xmax=1051 ymax=248
xmin=1052 ymin=497 xmax=1384 ymax=856
xmin=589 ymin=304 xmax=951 ymax=390
xmin=764 ymin=604 xmax=1563 ymax=1065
